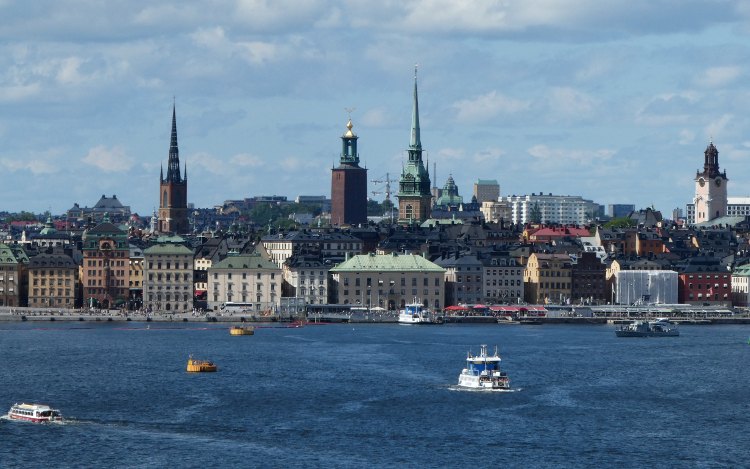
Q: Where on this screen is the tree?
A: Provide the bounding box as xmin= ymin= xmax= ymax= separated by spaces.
xmin=604 ymin=217 xmax=637 ymax=229
xmin=529 ymin=203 xmax=542 ymax=224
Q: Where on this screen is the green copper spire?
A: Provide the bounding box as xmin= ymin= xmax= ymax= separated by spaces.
xmin=410 ymin=65 xmax=421 ymax=152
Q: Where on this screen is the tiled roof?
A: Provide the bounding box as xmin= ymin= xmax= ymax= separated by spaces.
xmin=212 ymin=253 xmax=278 ymax=270
xmin=331 ymin=253 xmax=444 ymax=272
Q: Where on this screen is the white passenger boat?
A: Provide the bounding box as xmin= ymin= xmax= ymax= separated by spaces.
xmin=615 ymin=318 xmax=679 ymax=337
xmin=398 ymin=302 xmax=438 ymax=324
xmin=457 ymin=344 xmax=510 ymax=390
xmin=8 ymin=403 xmax=63 ymax=423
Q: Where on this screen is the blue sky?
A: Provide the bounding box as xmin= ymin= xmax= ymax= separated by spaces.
xmin=2 ymin=0 xmax=750 ymax=217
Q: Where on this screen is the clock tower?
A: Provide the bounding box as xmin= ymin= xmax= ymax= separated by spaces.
xmin=693 ymin=141 xmax=727 ymax=224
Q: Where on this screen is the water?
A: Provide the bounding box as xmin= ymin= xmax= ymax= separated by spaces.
xmin=1 ymin=322 xmax=749 ymax=468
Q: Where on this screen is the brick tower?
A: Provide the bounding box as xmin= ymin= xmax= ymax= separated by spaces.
xmin=158 ymin=104 xmax=189 ymax=234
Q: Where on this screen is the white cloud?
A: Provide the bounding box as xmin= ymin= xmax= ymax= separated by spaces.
xmin=473 ymin=147 xmax=504 ymax=163
xmin=705 ymin=114 xmax=732 ymax=142
xmin=0 ymin=157 xmax=57 ymax=174
xmin=678 ymin=129 xmax=695 ymax=145
xmin=452 ymin=91 xmax=529 ymax=122
xmin=435 ymin=147 xmax=466 ymax=161
xmin=527 ymin=144 xmax=615 ymax=165
xmin=695 ymin=66 xmax=742 ymax=88
xmin=230 ymin=153 xmax=265 ymax=167
xmin=361 ymin=108 xmax=389 ymax=127
xmin=0 ymin=83 xmax=40 ymax=101
xmin=636 ymin=93 xmax=699 ymax=126
xmin=548 ymin=87 xmax=597 ymax=117
xmin=82 ymin=146 xmax=133 ymax=172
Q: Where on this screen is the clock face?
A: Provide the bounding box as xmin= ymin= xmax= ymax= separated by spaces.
xmin=715 ymin=178 xmax=722 ymax=187
xmin=698 ymin=178 xmax=705 ymax=187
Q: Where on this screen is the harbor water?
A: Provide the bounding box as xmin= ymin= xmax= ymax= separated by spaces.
xmin=1 ymin=322 xmax=749 ymax=468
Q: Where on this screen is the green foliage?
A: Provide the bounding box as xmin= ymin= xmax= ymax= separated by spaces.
xmin=244 ymin=203 xmax=321 ymax=227
xmin=604 ymin=217 xmax=637 ymax=228
xmin=529 ymin=203 xmax=542 ymax=224
xmin=6 ymin=211 xmax=40 ymax=222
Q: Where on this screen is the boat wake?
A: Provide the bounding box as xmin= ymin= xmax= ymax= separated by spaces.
xmin=447 ymin=385 xmax=522 ymax=393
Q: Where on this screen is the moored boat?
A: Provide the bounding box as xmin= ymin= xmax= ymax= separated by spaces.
xmin=457 ymin=344 xmax=510 ymax=390
xmin=398 ymin=302 xmax=438 ymax=324
xmin=8 ymin=403 xmax=62 ymax=423
xmin=229 ymin=325 xmax=255 ymax=336
xmin=615 ymin=318 xmax=679 ymax=337
xmin=187 ymin=356 xmax=218 ymax=372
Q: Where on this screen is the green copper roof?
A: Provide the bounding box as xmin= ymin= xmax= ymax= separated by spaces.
xmin=330 ymin=253 xmax=444 ymax=273
xmin=144 ymin=243 xmax=194 ymax=256
xmin=732 ymin=264 xmax=750 ymax=277
xmin=410 ymin=66 xmax=421 ymax=150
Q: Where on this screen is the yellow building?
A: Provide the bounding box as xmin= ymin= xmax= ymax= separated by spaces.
xmin=28 ymin=251 xmax=78 ymax=308
xmin=523 ymin=253 xmax=572 ymax=304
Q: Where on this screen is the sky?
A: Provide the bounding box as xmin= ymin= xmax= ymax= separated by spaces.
xmin=3 ymin=0 xmax=750 ymax=218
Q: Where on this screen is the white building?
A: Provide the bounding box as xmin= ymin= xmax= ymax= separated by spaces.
xmin=500 ymin=193 xmax=599 ymax=225
xmin=614 ymin=270 xmax=678 ymax=305
xmin=207 ymin=252 xmax=282 ymax=312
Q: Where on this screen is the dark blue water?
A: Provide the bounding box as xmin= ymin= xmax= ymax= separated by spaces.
xmin=1 ymin=322 xmax=749 ymax=468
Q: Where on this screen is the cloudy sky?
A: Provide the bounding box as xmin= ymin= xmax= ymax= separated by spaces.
xmin=2 ymin=0 xmax=750 ymax=217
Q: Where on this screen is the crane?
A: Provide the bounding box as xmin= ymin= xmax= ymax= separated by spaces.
xmin=371 ymin=172 xmax=393 ymax=202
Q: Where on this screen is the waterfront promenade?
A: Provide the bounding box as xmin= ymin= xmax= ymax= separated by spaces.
xmin=2 ymin=306 xmax=750 ymax=325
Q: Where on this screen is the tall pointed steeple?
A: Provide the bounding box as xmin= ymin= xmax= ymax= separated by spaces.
xmin=409 ymin=65 xmax=422 ymax=157
xmin=166 ymin=104 xmax=182 ymax=183
xmin=158 ymin=101 xmax=189 ymax=234
xmin=397 ymin=65 xmax=432 ymax=225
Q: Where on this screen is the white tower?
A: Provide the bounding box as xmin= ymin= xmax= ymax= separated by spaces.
xmin=694 ymin=141 xmax=727 ymax=224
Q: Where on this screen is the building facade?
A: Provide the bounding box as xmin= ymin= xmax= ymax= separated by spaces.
xmin=282 ymin=253 xmax=330 ymax=306
xmin=260 ymin=231 xmax=363 ymax=268
xmin=474 ymin=179 xmax=500 ymax=203
xmin=0 ymin=243 xmax=28 ymax=307
xmin=28 ymin=251 xmax=77 ymax=309
xmin=158 ymin=105 xmax=189 ymax=234
xmin=435 ymin=254 xmax=482 ymax=306
xmin=330 ymin=253 xmax=445 ymax=310
xmin=331 ymin=119 xmax=368 ymax=226
xmin=397 ymin=68 xmax=432 ymax=225
xmin=143 ymin=240 xmax=194 ymax=313
xmin=523 ymin=253 xmax=573 ymax=305
xmin=501 ymin=193 xmax=598 ymax=225
xmin=693 ymin=141 xmax=728 ymax=224
xmin=480 ymin=252 xmax=524 ymax=304
xmin=207 ymin=252 xmax=282 ymax=313
xmin=81 ymin=217 xmax=130 ymax=309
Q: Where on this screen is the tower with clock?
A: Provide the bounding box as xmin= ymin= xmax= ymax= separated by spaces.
xmin=693 ymin=141 xmax=727 ymax=224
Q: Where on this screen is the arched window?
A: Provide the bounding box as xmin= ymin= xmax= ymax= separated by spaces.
xmin=162 ymin=190 xmax=168 ymax=207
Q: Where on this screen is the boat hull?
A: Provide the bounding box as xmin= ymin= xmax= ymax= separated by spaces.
xmin=615 ymin=330 xmax=679 ymax=337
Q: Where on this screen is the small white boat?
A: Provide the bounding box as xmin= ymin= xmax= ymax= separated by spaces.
xmin=616 ymin=318 xmax=679 ymax=337
xmin=457 ymin=345 xmax=510 ymax=390
xmin=8 ymin=403 xmax=63 ymax=423
xmin=398 ymin=302 xmax=439 ymax=324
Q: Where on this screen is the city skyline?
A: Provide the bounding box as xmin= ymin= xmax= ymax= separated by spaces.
xmin=3 ymin=1 xmax=750 ymax=216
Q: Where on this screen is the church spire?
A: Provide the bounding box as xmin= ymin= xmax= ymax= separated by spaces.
xmin=166 ymin=103 xmax=182 ymax=183
xmin=410 ymin=65 xmax=421 ymax=152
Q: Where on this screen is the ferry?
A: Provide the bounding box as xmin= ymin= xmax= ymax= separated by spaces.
xmin=615 ymin=318 xmax=679 ymax=337
xmin=457 ymin=344 xmax=510 ymax=391
xmin=229 ymin=325 xmax=255 ymax=336
xmin=8 ymin=403 xmax=62 ymax=423
xmin=398 ymin=302 xmax=439 ymax=324
xmin=187 ymin=356 xmax=218 ymax=372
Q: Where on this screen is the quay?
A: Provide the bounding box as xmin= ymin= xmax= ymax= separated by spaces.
xmin=1 ymin=305 xmax=750 ymax=325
